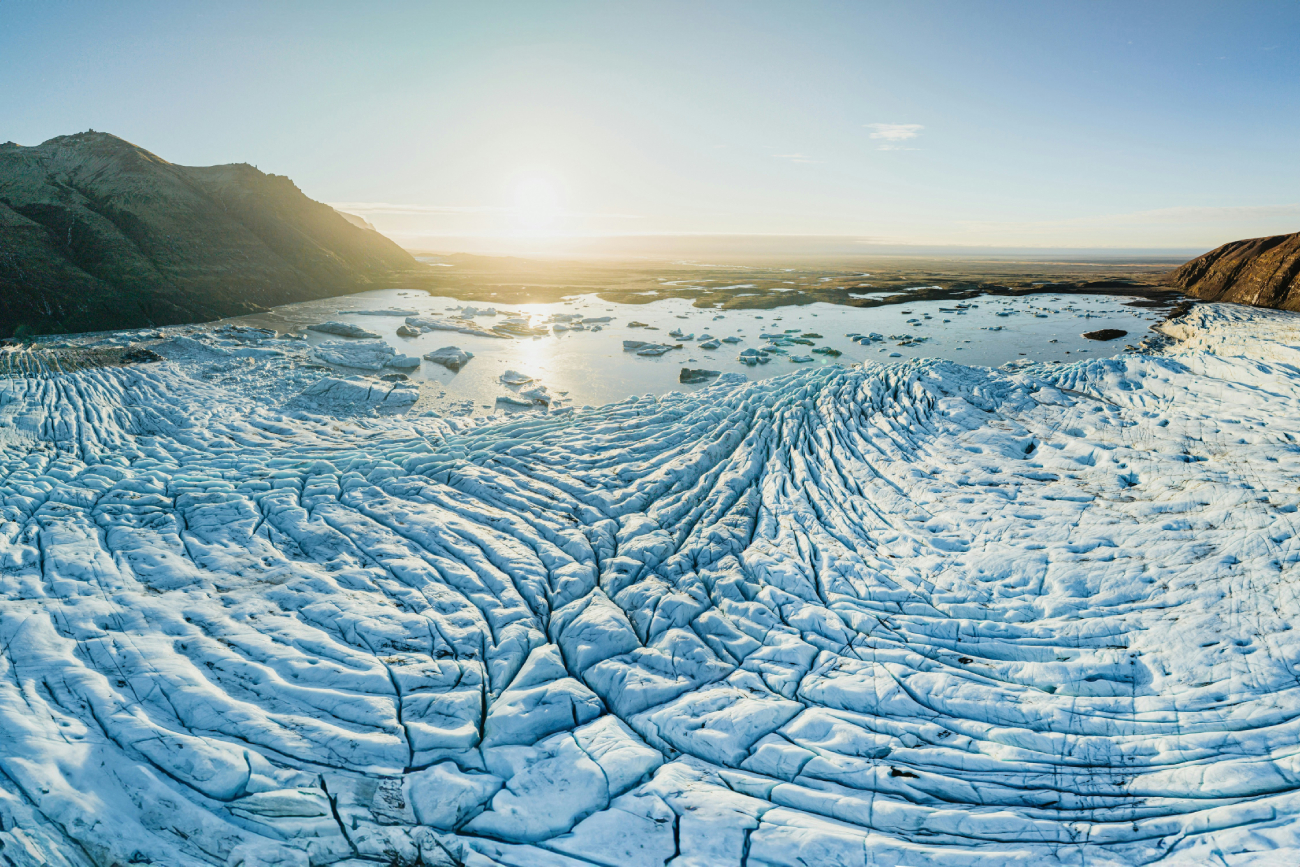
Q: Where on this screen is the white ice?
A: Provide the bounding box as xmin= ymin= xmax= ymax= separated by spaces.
xmin=1 ymin=304 xmax=1300 ymax=865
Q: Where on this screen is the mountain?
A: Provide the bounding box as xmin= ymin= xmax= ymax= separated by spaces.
xmin=336 ymin=210 xmax=378 ymax=231
xmin=0 ymin=131 xmax=418 ymax=337
xmin=1166 ymin=231 xmax=1300 ymax=310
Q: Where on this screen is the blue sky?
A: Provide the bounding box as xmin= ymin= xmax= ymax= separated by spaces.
xmin=3 ymin=1 xmax=1298 ymax=250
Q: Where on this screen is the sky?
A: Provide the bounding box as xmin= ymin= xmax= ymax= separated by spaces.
xmin=2 ymin=0 xmax=1299 ymax=253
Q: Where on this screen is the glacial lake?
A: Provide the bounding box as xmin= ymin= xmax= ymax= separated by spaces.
xmin=225 ymin=287 xmax=1176 ymax=414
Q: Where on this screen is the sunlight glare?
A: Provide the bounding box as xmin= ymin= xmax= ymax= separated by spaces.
xmin=511 ymin=176 xmax=563 ymax=234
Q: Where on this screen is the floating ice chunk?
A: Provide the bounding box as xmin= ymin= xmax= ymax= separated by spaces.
xmin=519 ymin=385 xmax=552 ymax=404
xmin=385 ymin=354 xmax=421 ymax=371
xmin=352 ymin=308 xmax=417 ymax=316
xmin=406 ymin=315 xmax=508 ymax=338
xmin=679 ymin=368 xmax=720 ymax=384
xmin=500 ymin=369 xmax=535 ymax=385
xmin=424 ymin=346 xmax=474 ymax=371
xmin=789 ymin=355 xmax=814 ymax=363
xmin=291 ymin=375 xmax=418 ymax=412
xmin=698 ymin=339 xmax=721 ymax=350
xmin=636 ymin=345 xmax=678 ymax=357
xmin=306 ymin=321 xmax=381 ymax=338
xmin=312 ymin=338 xmax=397 ymax=370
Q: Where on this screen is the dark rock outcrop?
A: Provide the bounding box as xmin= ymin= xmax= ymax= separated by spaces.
xmin=1083 ymin=329 xmax=1127 ymax=341
xmin=0 ymin=131 xmax=417 ymax=337
xmin=1166 ymin=232 xmax=1300 ymax=310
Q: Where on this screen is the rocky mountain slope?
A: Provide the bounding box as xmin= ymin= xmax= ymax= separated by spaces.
xmin=0 ymin=131 xmax=418 ymax=337
xmin=1166 ymin=231 xmax=1300 ymax=309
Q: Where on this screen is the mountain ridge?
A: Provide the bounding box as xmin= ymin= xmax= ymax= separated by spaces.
xmin=1166 ymin=231 xmax=1300 ymax=310
xmin=0 ymin=131 xmax=419 ymax=336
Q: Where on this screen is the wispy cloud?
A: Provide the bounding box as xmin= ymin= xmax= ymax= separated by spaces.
xmin=773 ymin=153 xmax=822 ymax=164
xmin=866 ymin=123 xmax=923 ymax=150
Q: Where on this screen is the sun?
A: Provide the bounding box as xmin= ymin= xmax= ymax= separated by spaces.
xmin=511 ymin=176 xmax=563 ymax=233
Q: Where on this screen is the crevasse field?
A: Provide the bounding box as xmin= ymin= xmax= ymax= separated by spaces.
xmin=2 ymin=304 xmax=1300 ymax=867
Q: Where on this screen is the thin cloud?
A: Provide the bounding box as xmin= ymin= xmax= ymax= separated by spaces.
xmin=866 ymin=123 xmax=923 ymax=151
xmin=774 ymin=153 xmax=822 ymax=164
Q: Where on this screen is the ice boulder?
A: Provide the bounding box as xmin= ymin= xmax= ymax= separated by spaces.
xmin=424 ymin=346 xmax=474 ymax=372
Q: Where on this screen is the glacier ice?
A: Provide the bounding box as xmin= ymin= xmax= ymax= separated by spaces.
xmin=1 ymin=304 xmax=1300 ymax=865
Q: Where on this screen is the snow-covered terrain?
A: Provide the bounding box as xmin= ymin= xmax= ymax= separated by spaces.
xmin=2 ymin=304 xmax=1300 ymax=866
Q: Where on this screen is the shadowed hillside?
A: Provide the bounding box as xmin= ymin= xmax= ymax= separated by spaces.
xmin=0 ymin=131 xmax=419 ymax=337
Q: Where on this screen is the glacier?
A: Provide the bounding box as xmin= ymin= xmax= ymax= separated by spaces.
xmin=1 ymin=304 xmax=1300 ymax=865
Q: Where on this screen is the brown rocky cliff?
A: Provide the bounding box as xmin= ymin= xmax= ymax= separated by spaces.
xmin=1166 ymin=232 xmax=1300 ymax=310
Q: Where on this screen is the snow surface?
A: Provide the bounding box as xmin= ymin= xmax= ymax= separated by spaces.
xmin=2 ymin=304 xmax=1300 ymax=865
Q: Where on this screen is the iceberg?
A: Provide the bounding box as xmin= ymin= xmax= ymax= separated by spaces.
xmin=2 ymin=304 xmax=1300 ymax=865
xmin=423 ymin=345 xmax=474 ymax=372
xmin=306 ymin=320 xmax=381 ymax=339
